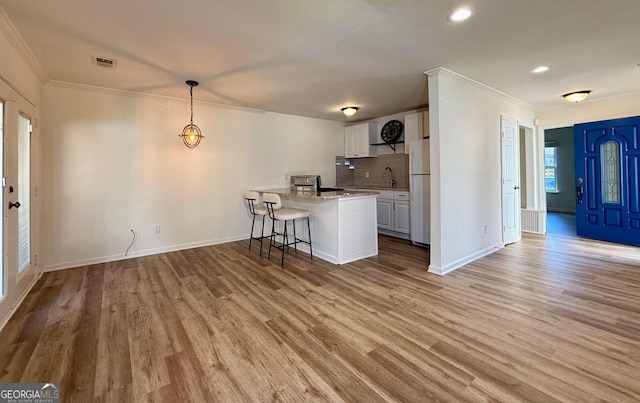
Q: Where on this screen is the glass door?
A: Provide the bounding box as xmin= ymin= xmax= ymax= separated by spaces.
xmin=0 ymin=80 xmax=37 ymax=327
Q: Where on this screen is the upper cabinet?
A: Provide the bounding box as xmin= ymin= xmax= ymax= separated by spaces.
xmin=403 ymin=111 xmax=429 ymax=153
xmin=421 ymin=110 xmax=430 ymax=138
xmin=345 ymin=122 xmax=377 ymax=158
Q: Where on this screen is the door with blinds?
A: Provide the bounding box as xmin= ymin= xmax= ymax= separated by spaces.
xmin=0 ymin=79 xmax=37 ymax=327
xmin=574 ymin=116 xmax=640 ymax=246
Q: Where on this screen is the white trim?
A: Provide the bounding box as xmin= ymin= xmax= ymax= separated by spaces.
xmin=428 ymin=244 xmax=503 ymax=276
xmin=424 ymin=67 xmax=536 ymax=111
xmin=0 ymin=6 xmax=47 ymax=82
xmin=43 ymin=234 xmax=247 ymax=272
xmin=377 ymin=228 xmax=410 ymax=240
xmin=0 ymin=275 xmax=37 ymax=333
xmin=45 ymin=80 xmax=269 ymax=115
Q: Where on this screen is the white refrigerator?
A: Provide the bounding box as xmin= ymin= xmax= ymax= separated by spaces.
xmin=409 ymin=139 xmax=430 ymax=246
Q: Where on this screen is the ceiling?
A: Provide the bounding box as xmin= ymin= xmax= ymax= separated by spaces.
xmin=1 ymin=0 xmax=639 ymax=121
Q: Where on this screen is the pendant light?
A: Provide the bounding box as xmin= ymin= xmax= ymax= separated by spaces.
xmin=341 ymin=106 xmax=359 ymax=117
xmin=563 ymin=90 xmax=591 ymax=103
xmin=179 ymin=80 xmax=204 ymax=148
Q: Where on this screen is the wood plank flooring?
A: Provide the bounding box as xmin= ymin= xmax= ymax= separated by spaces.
xmin=1 ymin=234 xmax=639 ymax=402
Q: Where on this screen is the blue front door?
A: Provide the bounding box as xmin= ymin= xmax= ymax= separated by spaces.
xmin=574 ymin=116 xmax=640 ymax=246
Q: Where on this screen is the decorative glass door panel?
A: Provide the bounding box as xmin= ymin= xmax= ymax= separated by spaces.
xmin=17 ymin=114 xmax=31 ymax=273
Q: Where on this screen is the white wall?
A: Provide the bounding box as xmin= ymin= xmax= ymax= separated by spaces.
xmin=427 ymin=68 xmax=535 ymax=275
xmin=41 ymin=83 xmax=344 ymax=270
xmin=0 ymin=11 xmax=43 ymax=105
xmin=537 ymin=92 xmax=640 ymax=128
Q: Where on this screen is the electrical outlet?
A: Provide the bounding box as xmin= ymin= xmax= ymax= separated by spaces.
xmin=483 ymin=224 xmax=488 ymax=234
xmin=284 ymin=173 xmax=289 ymax=180
xmin=155 ymin=225 xmax=161 ymax=234
xmin=365 ymin=171 xmax=370 ymax=178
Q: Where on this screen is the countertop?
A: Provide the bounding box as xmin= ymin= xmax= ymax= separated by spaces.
xmin=254 ymin=188 xmax=379 ymax=201
xmin=341 ymin=185 xmax=409 ymax=191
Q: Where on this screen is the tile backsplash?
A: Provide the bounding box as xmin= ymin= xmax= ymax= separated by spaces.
xmin=336 ymin=153 xmax=409 ymax=189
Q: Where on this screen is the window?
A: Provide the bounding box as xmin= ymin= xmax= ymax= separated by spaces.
xmin=545 ymin=146 xmax=558 ymax=192
xmin=602 ymin=140 xmax=621 ymax=204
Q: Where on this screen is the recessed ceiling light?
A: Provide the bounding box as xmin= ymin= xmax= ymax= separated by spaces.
xmin=448 ymin=7 xmax=474 ymax=22
xmin=532 ymin=66 xmax=550 ymax=73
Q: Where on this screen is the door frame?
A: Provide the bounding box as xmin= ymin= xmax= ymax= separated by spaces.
xmin=501 ymin=115 xmax=521 ymax=244
xmin=0 ymin=76 xmax=40 ymax=332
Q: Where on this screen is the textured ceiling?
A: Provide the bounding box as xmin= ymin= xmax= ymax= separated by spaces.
xmin=1 ymin=0 xmax=639 ymax=121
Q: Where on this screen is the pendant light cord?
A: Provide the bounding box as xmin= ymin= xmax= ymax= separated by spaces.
xmin=190 ymin=85 xmax=194 ymax=126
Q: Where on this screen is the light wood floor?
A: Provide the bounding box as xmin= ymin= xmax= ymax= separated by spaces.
xmin=1 ymin=233 xmax=639 ymax=402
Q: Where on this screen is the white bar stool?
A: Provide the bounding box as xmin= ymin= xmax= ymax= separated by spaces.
xmin=244 ymin=191 xmax=267 ymax=255
xmin=262 ymin=193 xmax=313 ymax=266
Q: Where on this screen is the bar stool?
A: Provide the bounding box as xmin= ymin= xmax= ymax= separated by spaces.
xmin=262 ymin=193 xmax=313 ymax=266
xmin=243 ymin=191 xmax=267 ymax=255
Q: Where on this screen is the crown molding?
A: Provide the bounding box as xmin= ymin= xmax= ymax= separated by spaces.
xmin=425 ymin=67 xmax=536 ymax=111
xmin=0 ymin=6 xmax=48 ymax=82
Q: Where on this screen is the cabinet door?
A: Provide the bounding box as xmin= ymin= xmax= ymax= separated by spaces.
xmin=394 ymin=201 xmax=411 ymax=233
xmin=344 ymin=126 xmax=356 ymax=157
xmin=377 ymin=199 xmax=393 ymax=230
xmin=422 ymin=111 xmax=430 ymax=138
xmin=404 ymin=113 xmax=421 ymax=154
xmin=356 ymin=124 xmax=370 ymax=156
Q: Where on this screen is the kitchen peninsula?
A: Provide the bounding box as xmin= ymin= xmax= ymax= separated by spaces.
xmin=254 ymin=188 xmax=379 ymax=264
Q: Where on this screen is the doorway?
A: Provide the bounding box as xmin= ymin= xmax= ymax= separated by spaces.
xmin=544 ymin=126 xmax=577 ymax=237
xmin=0 ymin=79 xmax=38 ymax=329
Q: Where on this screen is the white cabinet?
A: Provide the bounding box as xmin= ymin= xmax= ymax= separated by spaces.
xmin=394 ymin=201 xmax=410 ymax=233
xmin=376 ymin=199 xmax=393 ymax=230
xmin=345 ymin=122 xmax=377 ymax=158
xmin=392 ymin=191 xmax=410 ymax=234
xmin=403 ymin=111 xmax=430 ymax=153
xmin=421 ymin=110 xmax=430 ymax=138
xmin=375 ymin=190 xmax=410 ymax=235
xmin=404 ymin=113 xmax=421 ymax=154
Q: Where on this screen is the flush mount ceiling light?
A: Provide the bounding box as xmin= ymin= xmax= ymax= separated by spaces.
xmin=341 ymin=106 xmax=359 ymax=117
xmin=448 ymin=7 xmax=474 ymax=22
xmin=179 ymin=80 xmax=204 ymax=148
xmin=531 ymin=66 xmax=550 ymax=73
xmin=563 ymin=90 xmax=592 ymax=103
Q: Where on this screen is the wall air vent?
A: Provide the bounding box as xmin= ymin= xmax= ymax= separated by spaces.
xmin=93 ymin=56 xmax=117 ymax=68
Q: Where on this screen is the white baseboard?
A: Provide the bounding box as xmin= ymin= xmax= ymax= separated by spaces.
xmin=547 ymin=208 xmax=576 ymax=214
xmin=0 ymin=276 xmax=38 ymax=333
xmin=43 ymin=234 xmax=247 ymax=272
xmin=428 ymin=243 xmax=503 ymax=276
xmin=377 ymin=228 xmax=410 ymax=240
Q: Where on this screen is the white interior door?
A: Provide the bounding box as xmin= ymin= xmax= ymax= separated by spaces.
xmin=0 ymin=80 xmax=37 ymax=327
xmin=501 ymin=116 xmax=521 ymax=245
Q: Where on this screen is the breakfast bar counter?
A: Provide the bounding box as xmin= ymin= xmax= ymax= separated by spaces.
xmin=254 ymin=189 xmax=379 ymax=264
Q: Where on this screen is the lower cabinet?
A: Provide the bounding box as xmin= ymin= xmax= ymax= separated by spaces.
xmin=393 ymin=200 xmax=410 ymax=234
xmin=377 ymin=199 xmax=393 ymax=230
xmin=375 ymin=190 xmax=410 ymax=237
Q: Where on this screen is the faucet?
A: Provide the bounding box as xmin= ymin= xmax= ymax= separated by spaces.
xmin=383 ymin=167 xmax=396 ymax=188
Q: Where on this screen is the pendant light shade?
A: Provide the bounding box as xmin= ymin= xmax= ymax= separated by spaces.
xmin=341 ymin=106 xmax=359 ymax=117
xmin=179 ymin=80 xmax=204 ymax=148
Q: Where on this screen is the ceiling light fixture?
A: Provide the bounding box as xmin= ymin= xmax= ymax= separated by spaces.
xmin=448 ymin=7 xmax=474 ymax=22
xmin=563 ymin=90 xmax=591 ymax=103
xmin=179 ymin=80 xmax=204 ymax=148
xmin=532 ymin=66 xmax=550 ymax=73
xmin=341 ymin=106 xmax=359 ymax=117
